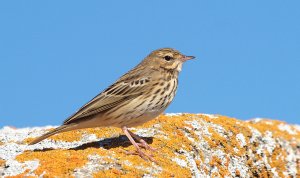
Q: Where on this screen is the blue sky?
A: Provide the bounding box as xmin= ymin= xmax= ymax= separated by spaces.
xmin=0 ymin=1 xmax=299 ymax=127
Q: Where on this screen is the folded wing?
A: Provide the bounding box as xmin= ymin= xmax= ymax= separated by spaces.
xmin=63 ymin=67 xmax=153 ymax=124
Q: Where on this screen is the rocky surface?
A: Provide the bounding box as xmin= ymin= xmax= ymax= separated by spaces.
xmin=0 ymin=113 xmax=299 ymax=177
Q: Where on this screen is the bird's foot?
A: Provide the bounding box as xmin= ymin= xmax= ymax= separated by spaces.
xmin=136 ymin=139 xmax=158 ymax=152
xmin=125 ymin=149 xmax=157 ymax=163
xmin=127 ymin=129 xmax=158 ymax=152
xmin=122 ymin=126 xmax=157 ymax=163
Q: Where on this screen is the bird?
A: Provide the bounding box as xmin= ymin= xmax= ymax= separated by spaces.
xmin=29 ymin=48 xmax=195 ymax=161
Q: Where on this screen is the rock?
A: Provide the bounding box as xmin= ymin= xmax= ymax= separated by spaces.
xmin=0 ymin=114 xmax=299 ymax=177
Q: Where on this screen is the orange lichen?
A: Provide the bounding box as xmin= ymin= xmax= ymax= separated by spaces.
xmin=208 ymin=155 xmax=230 ymax=177
xmin=209 ymin=156 xmax=222 ymax=167
xmin=235 ymin=169 xmax=240 ymax=177
xmin=23 ymin=137 xmax=35 ymax=144
xmin=9 ymin=114 xmax=299 ymax=177
xmin=16 ymin=115 xmax=196 ymax=177
xmin=224 ymin=156 xmax=230 ymax=167
xmin=267 ymin=146 xmax=287 ymax=177
xmin=17 ymin=149 xmax=88 ymax=176
xmin=249 ymin=119 xmax=300 ymax=141
xmin=195 ymin=159 xmax=201 ymax=168
xmin=0 ymin=159 xmax=5 ymax=167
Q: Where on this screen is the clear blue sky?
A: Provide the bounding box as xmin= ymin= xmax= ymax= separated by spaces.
xmin=0 ymin=1 xmax=299 ymax=127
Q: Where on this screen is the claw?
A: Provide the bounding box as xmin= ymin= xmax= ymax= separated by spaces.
xmin=124 ymin=149 xmax=155 ymax=161
xmin=136 ymin=142 xmax=157 ymax=152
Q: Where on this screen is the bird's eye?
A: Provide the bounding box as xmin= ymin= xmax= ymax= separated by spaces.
xmin=164 ymin=55 xmax=172 ymax=61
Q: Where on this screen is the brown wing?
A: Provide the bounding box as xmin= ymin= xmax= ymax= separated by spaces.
xmin=63 ymin=67 xmax=153 ymax=124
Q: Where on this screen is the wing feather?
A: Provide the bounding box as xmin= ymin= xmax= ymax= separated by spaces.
xmin=63 ymin=68 xmax=153 ymax=124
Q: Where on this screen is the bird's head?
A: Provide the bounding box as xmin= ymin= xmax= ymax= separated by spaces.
xmin=144 ymin=48 xmax=195 ymax=72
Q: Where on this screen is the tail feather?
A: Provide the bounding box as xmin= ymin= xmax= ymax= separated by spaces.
xmin=29 ymin=124 xmax=77 ymax=145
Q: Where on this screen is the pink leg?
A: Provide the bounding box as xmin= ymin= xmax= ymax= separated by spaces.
xmin=122 ymin=126 xmax=156 ymax=162
xmin=127 ymin=130 xmax=157 ymax=152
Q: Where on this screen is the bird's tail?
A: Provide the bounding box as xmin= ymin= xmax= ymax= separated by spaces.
xmin=29 ymin=123 xmax=77 ymax=145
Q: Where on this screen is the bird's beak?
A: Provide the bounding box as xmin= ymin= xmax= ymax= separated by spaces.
xmin=181 ymin=55 xmax=195 ymax=62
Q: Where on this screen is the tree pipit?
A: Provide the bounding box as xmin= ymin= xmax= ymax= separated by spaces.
xmin=30 ymin=48 xmax=195 ymax=161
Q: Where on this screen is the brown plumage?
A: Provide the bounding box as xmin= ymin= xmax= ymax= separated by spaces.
xmin=30 ymin=48 xmax=195 ymax=161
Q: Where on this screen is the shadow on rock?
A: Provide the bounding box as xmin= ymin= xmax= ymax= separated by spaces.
xmin=71 ymin=135 xmax=154 ymax=150
xmin=31 ymin=135 xmax=154 ymax=152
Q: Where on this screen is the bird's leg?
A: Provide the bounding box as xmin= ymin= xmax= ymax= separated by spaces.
xmin=122 ymin=126 xmax=155 ymax=162
xmin=127 ymin=130 xmax=157 ymax=152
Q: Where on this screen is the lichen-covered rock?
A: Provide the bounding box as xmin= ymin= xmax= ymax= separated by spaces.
xmin=0 ymin=114 xmax=299 ymax=177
